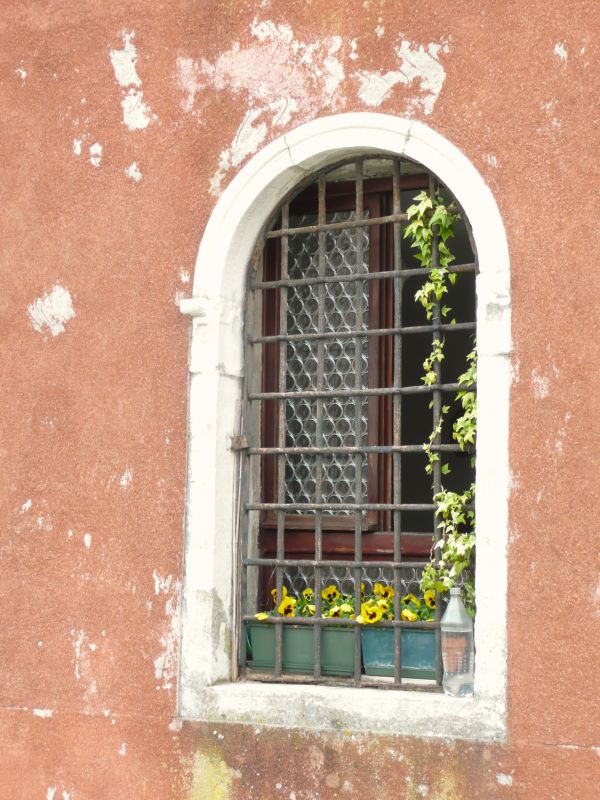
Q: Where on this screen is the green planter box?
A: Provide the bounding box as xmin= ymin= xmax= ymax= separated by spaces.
xmin=361 ymin=626 xmax=436 ymax=679
xmin=246 ymin=622 xmax=354 ymax=676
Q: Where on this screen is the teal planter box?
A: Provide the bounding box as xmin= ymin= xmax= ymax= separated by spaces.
xmin=361 ymin=627 xmax=436 ymax=679
xmin=246 ymin=622 xmax=354 ymax=676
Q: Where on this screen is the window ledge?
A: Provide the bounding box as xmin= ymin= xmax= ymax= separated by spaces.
xmin=183 ymin=681 xmax=506 ymax=741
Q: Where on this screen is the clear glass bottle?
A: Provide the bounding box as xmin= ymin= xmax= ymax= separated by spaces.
xmin=440 ymin=587 xmax=474 ymax=697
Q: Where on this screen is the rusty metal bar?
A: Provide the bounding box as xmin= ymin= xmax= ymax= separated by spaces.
xmin=249 ymin=321 xmax=475 ymax=345
xmin=246 ymin=502 xmax=435 ymax=511
xmin=244 ymin=615 xmax=438 ymax=630
xmin=274 ymin=202 xmax=290 ymax=678
xmin=429 ymin=176 xmax=444 ymax=687
xmin=248 ymin=443 xmax=464 ymax=455
xmin=251 ymin=262 xmax=475 ymax=291
xmin=245 ymin=558 xmax=430 ymax=569
xmin=353 ymin=161 xmax=364 ymax=685
xmin=313 ymin=173 xmax=327 ymax=680
xmin=242 ymin=671 xmax=442 ymax=692
xmin=392 ymin=158 xmax=403 ymax=686
xmin=249 ymin=382 xmax=469 ymax=401
xmin=265 ymin=211 xmax=408 ymax=238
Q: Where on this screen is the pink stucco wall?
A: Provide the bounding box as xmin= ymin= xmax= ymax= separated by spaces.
xmin=1 ymin=2 xmax=599 ymax=797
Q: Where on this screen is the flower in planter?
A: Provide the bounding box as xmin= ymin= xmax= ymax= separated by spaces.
xmin=401 ymin=593 xmax=421 ymax=608
xmin=271 ymin=586 xmax=288 ymax=603
xmin=401 ymin=607 xmax=418 ymax=622
xmin=322 ymin=584 xmax=341 ymax=603
xmin=358 ymin=602 xmax=384 ymax=624
xmin=424 ymin=590 xmax=436 ymax=609
xmin=302 ymin=588 xmax=314 ymax=601
xmin=374 ymin=582 xmax=395 ymax=601
xmin=324 ymin=602 xmax=354 ymax=619
xmin=254 ymin=612 xmax=269 ymax=621
xmin=278 ymin=596 xmax=297 ymax=617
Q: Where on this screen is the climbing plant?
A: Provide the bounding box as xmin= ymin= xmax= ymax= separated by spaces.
xmin=403 ymin=189 xmax=477 ymax=612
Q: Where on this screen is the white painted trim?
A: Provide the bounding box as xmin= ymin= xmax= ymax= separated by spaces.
xmin=178 ymin=113 xmax=511 ymax=740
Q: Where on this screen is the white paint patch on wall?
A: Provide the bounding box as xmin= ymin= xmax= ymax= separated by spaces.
xmin=554 ymin=42 xmax=567 ymax=63
xmin=118 ymin=742 xmax=127 ymax=756
xmin=20 ymin=499 xmax=32 ymax=513
xmin=531 ymin=369 xmax=549 ymax=399
xmin=16 ymin=65 xmax=27 ymax=80
xmin=152 ymin=570 xmax=173 ymax=596
xmin=89 ymin=142 xmax=102 ymax=167
xmin=73 ymin=138 xmax=82 ymax=156
xmin=355 ymin=38 xmax=450 ymax=113
xmin=33 ymin=708 xmax=54 ymax=718
xmin=153 ymin=578 xmax=181 ymax=690
xmin=178 ymin=17 xmax=359 ymax=195
xmin=83 ymin=533 xmax=92 ymax=549
xmin=124 ymin=161 xmax=142 ymax=182
xmin=484 ymin=153 xmax=498 ymax=168
xmin=109 ymin=30 xmax=155 ymax=131
xmin=28 ymin=285 xmax=75 ymax=337
xmin=119 ymin=465 xmax=133 ymax=488
xmin=496 ymin=773 xmax=513 ymax=786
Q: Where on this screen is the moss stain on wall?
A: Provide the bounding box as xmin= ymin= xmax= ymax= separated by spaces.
xmin=186 ymin=749 xmax=234 ymax=800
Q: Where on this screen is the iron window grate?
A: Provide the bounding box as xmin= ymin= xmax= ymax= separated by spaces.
xmin=238 ymin=156 xmax=477 ymax=689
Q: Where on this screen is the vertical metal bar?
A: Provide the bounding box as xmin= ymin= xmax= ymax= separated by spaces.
xmin=392 ymin=159 xmax=403 ymax=685
xmin=353 ymin=160 xmax=364 ymax=684
xmin=237 ymin=252 xmax=259 ymax=678
xmin=313 ymin=175 xmax=327 ymax=679
xmin=274 ymin=204 xmax=290 ymax=678
xmin=429 ymin=174 xmax=444 ymax=687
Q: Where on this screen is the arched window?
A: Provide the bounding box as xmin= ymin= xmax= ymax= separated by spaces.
xmin=179 ymin=114 xmax=510 ymax=740
xmin=240 ymin=156 xmax=477 ymax=687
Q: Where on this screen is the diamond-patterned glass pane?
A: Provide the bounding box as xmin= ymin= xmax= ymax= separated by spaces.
xmin=285 ymin=212 xmax=369 ymax=513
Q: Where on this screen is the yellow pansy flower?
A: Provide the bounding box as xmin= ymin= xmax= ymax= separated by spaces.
xmin=374 ymin=583 xmax=395 ymax=600
xmin=307 ymin=604 xmax=315 ymax=616
xmin=302 ymin=587 xmax=314 ymax=601
xmin=271 ymin=586 xmax=288 ymax=604
xmin=401 ymin=607 xmax=418 ymax=622
xmin=401 ymin=593 xmax=421 ymax=608
xmin=254 ymin=612 xmax=269 ymax=621
xmin=360 ymin=603 xmax=383 ymax=624
xmin=340 ymin=603 xmax=353 ymax=614
xmin=424 ymin=590 xmax=436 ymax=609
xmin=322 ymin=585 xmax=341 ymax=603
xmin=278 ymin=597 xmax=296 ymax=617
xmin=376 ymin=598 xmax=389 ymax=609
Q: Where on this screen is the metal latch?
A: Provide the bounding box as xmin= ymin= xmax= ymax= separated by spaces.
xmin=230 ymin=434 xmax=249 ymax=451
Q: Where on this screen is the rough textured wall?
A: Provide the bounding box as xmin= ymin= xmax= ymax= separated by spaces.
xmin=1 ymin=1 xmax=599 ymax=797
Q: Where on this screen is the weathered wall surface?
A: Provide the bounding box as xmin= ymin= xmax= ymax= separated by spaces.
xmin=1 ymin=1 xmax=599 ymax=797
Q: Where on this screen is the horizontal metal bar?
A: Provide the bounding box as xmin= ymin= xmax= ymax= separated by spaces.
xmin=248 ymin=443 xmax=465 ymax=456
xmin=249 ymin=382 xmax=469 ymax=401
xmin=251 ymin=262 xmax=475 ymax=291
xmin=243 ymin=615 xmax=438 ymax=630
xmin=265 ymin=212 xmax=408 ymax=238
xmin=249 ymin=321 xmax=476 ymax=345
xmin=242 ymin=670 xmax=442 ymax=692
xmin=244 ymin=558 xmax=430 ymax=569
xmin=246 ymin=502 xmax=435 ymax=511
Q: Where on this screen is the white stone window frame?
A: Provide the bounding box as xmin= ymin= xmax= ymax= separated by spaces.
xmin=178 ymin=113 xmax=511 ymax=741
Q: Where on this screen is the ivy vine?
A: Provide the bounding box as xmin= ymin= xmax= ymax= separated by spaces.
xmin=402 ymin=189 xmax=477 ymax=611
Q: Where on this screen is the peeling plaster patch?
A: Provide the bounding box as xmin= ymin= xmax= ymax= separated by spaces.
xmin=169 ymin=717 xmax=183 ymax=732
xmin=109 ymin=31 xmax=142 ymax=87
xmin=47 ymin=789 xmax=56 ymax=800
xmin=484 ymin=153 xmax=498 ymax=167
xmin=152 ymin=571 xmax=173 ymax=595
xmin=33 ymin=708 xmax=53 ymax=718
xmin=531 ymin=369 xmax=549 ymax=399
xmin=179 ymin=268 xmax=190 ymax=283
xmin=349 ymin=39 xmax=358 ymax=60
xmin=83 ymin=533 xmax=92 ymax=549
xmin=73 ymin=138 xmax=82 ymax=156
xmin=109 ymin=30 xmax=155 ymax=130
xmin=554 ymin=42 xmax=567 ymax=63
xmin=124 ymin=161 xmax=142 ymax=182
xmin=594 ymin=576 xmax=600 ymax=615
xmin=89 ymin=142 xmax=102 ymax=167
xmin=16 ymin=65 xmax=27 ymax=80
xmin=375 ymin=25 xmax=385 ymax=38
xmin=496 ymin=773 xmax=513 ymax=786
xmin=179 ymin=18 xmax=359 ymax=194
xmin=28 ymin=285 xmax=75 ymax=337
xmin=119 ymin=465 xmax=132 ymax=488
xmin=36 ymin=515 xmax=53 ymax=532
xmin=118 ymin=742 xmax=127 ymax=756
xmin=153 ymin=577 xmax=181 ymax=689
xmin=417 ymin=786 xmax=429 ymax=797
xmin=121 ymin=89 xmax=154 ymax=130
xmin=20 ymin=499 xmax=32 ymax=513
